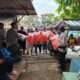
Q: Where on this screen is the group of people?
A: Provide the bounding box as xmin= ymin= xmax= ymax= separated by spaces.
xmin=18 ymin=27 xmax=61 ymax=56
xmin=0 ymin=22 xmax=21 ymax=80
xmin=18 ymin=26 xmax=67 ymax=72
xmin=0 ymin=21 xmax=68 ymax=80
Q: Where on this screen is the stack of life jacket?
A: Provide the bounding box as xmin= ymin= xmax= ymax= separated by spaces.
xmin=48 ymin=32 xmax=61 ymax=49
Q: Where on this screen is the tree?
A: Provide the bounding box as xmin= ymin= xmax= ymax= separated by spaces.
xmin=54 ymin=0 xmax=80 ymax=19
xmin=18 ymin=15 xmax=41 ymax=28
xmin=42 ymin=14 xmax=60 ymax=26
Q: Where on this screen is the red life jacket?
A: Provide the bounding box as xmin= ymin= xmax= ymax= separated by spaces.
xmin=27 ymin=33 xmax=34 ymax=45
xmin=42 ymin=31 xmax=48 ymax=43
xmin=33 ymin=32 xmax=40 ymax=44
xmin=49 ymin=34 xmax=60 ymax=49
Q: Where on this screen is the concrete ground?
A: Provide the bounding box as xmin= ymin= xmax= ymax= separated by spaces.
xmin=17 ymin=54 xmax=61 ymax=80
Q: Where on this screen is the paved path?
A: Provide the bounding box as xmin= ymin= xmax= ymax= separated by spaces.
xmin=18 ymin=55 xmax=61 ymax=80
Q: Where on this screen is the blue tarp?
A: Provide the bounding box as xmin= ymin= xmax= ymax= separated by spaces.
xmin=70 ymin=58 xmax=80 ymax=72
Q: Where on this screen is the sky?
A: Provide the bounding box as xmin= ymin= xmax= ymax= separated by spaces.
xmin=32 ymin=0 xmax=59 ymax=16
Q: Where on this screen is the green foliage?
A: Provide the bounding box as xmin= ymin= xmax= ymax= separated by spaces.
xmin=42 ymin=14 xmax=61 ymax=26
xmin=54 ymin=0 xmax=80 ymax=19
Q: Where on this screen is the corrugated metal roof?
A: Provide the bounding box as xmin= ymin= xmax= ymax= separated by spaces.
xmin=55 ymin=20 xmax=80 ymax=30
xmin=0 ymin=0 xmax=36 ymax=15
xmin=64 ymin=20 xmax=80 ymax=27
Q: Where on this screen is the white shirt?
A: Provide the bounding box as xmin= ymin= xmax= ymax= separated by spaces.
xmin=58 ymin=32 xmax=66 ymax=46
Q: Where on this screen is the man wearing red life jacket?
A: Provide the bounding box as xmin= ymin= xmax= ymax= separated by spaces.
xmin=37 ymin=31 xmax=43 ymax=44
xmin=42 ymin=31 xmax=48 ymax=54
xmin=27 ymin=33 xmax=34 ymax=45
xmin=26 ymin=32 xmax=34 ymax=56
xmin=37 ymin=31 xmax=43 ymax=54
xmin=42 ymin=31 xmax=48 ymax=43
xmin=33 ymin=29 xmax=41 ymax=55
